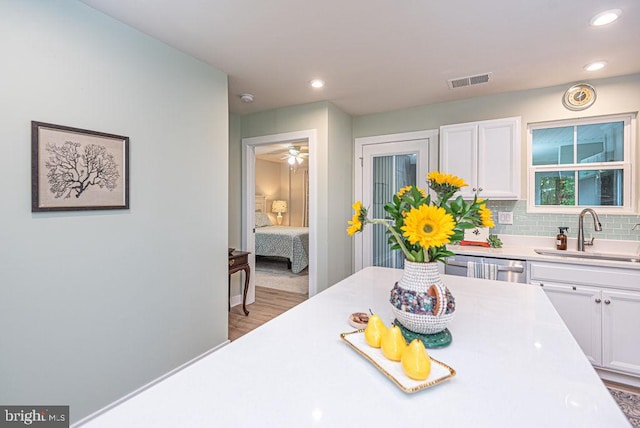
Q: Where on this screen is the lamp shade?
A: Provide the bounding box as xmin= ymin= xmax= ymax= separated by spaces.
xmin=271 ymin=200 xmax=287 ymax=214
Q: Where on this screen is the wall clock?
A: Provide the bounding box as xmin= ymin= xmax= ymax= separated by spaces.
xmin=562 ymin=83 xmax=597 ymax=111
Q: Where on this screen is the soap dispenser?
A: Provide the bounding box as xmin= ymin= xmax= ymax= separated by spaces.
xmin=556 ymin=227 xmax=569 ymax=250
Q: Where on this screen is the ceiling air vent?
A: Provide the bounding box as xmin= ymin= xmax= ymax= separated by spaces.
xmin=447 ymin=72 xmax=492 ymax=89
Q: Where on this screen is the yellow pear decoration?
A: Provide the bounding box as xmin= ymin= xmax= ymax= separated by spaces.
xmin=401 ymin=339 xmax=432 ymax=380
xmin=364 ymin=314 xmax=387 ymax=348
xmin=380 ymin=325 xmax=407 ymax=361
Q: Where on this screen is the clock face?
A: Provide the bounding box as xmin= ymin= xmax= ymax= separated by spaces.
xmin=562 ymin=83 xmax=596 ymax=111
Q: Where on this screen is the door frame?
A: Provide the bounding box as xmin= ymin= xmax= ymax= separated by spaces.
xmin=242 ymin=129 xmax=318 ymax=302
xmin=354 ymin=129 xmax=439 ymax=271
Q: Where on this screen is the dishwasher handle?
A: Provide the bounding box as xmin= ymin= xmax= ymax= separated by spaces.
xmin=446 ymin=260 xmax=525 ymax=274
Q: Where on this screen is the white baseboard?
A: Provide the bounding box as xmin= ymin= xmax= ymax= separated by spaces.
xmin=72 ymin=340 xmax=230 ymax=427
xmin=229 ymin=293 xmax=255 ymax=308
xmin=598 ymin=368 xmax=640 ymax=389
xmin=229 ymin=294 xmax=242 ymax=308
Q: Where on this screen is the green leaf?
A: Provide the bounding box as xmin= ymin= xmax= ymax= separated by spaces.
xmin=457 ymin=222 xmax=476 ymax=229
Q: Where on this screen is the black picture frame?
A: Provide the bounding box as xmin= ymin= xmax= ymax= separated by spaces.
xmin=31 ymin=121 xmax=129 ymax=212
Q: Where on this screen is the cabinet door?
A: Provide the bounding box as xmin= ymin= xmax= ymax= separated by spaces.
xmin=602 ymin=289 xmax=640 ymax=375
xmin=439 ymin=123 xmax=477 ymax=199
xmin=477 ymin=117 xmax=521 ymax=199
xmin=540 ymin=283 xmax=602 ymax=365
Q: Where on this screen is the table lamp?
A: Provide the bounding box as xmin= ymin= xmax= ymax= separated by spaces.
xmin=271 ymin=200 xmax=287 ymax=225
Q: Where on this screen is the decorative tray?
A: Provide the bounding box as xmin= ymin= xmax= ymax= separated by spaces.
xmin=340 ymin=330 xmax=456 ymax=393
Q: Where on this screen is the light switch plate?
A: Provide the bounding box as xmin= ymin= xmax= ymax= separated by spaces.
xmin=498 ymin=211 xmax=513 ymax=225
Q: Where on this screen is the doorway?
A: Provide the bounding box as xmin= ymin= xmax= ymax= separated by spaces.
xmin=354 ymin=130 xmax=438 ymax=271
xmin=241 ymin=130 xmax=318 ymax=307
xmin=254 ymin=143 xmax=309 ymax=295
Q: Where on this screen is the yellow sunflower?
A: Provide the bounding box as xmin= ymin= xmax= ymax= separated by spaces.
xmin=479 ymin=204 xmax=495 ymax=228
xmin=427 ymin=171 xmax=468 ymax=192
xmin=443 ymin=173 xmax=467 ymax=189
xmin=401 ymin=205 xmax=456 ymax=249
xmin=396 ymin=185 xmax=427 ymax=198
xmin=427 ymin=171 xmax=445 ymax=184
xmin=396 ymin=185 xmax=413 ymax=198
xmin=347 ymin=201 xmax=364 ymax=236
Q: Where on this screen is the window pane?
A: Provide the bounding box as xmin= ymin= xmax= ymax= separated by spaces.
xmin=372 ymin=154 xmax=415 ymax=268
xmin=577 ymin=169 xmax=623 ymax=206
xmin=532 ymin=126 xmax=574 ymax=165
xmin=576 ymin=122 xmax=624 ymax=163
xmin=535 ymin=171 xmax=575 ymax=205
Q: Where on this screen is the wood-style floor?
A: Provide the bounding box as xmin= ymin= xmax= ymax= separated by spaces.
xmin=228 ymin=286 xmax=307 ymax=341
xmin=604 ymin=379 xmax=640 ymax=395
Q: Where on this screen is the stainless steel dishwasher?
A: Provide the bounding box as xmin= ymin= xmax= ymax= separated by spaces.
xmin=444 ymin=254 xmax=527 ymax=283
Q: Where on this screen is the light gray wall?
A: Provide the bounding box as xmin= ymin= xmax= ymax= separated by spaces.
xmin=0 ymin=1 xmax=229 ymax=422
xmin=228 ymin=114 xmax=243 ymax=297
xmin=228 ymin=114 xmax=243 ymax=249
xmin=353 ymin=74 xmax=640 ymax=139
xmin=236 ymin=102 xmax=353 ymax=291
xmin=241 ymin=102 xmax=329 ymax=291
xmin=353 ymin=73 xmax=640 ymax=241
xmin=328 ymin=103 xmax=355 ymax=281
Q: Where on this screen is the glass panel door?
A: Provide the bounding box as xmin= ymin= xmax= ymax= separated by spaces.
xmin=361 ymin=139 xmax=430 ymax=269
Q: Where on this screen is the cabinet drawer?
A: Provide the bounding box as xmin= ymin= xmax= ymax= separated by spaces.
xmin=229 ymin=254 xmax=248 ymax=267
xmin=529 ymin=262 xmax=640 ymax=290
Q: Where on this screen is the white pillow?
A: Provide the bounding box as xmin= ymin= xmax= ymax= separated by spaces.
xmin=255 ymin=211 xmax=272 ymax=227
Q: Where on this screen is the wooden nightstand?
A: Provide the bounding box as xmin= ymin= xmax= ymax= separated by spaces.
xmin=228 ymin=250 xmax=250 ymax=315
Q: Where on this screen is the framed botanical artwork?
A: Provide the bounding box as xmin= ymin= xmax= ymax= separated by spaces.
xmin=31 ymin=121 xmax=129 ymax=212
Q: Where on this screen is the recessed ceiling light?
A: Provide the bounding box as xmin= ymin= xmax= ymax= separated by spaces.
xmin=584 ymin=61 xmax=607 ymax=71
xmin=310 ymin=79 xmax=325 ymax=88
xmin=590 ymin=9 xmax=621 ymax=26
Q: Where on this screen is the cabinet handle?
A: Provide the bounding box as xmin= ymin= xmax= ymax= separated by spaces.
xmin=472 ymin=187 xmax=477 ymax=192
xmin=539 ymin=283 xmax=544 ymax=287
xmin=595 ymin=298 xmax=601 ymax=303
xmin=604 ymin=299 xmax=611 ymax=305
xmin=478 ymin=187 xmax=483 ymax=192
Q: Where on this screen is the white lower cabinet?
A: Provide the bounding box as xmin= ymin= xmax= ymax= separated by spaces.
xmin=529 ymin=261 xmax=640 ymax=384
xmin=540 ymin=283 xmax=601 ymax=365
xmin=602 ymin=289 xmax=640 ymax=375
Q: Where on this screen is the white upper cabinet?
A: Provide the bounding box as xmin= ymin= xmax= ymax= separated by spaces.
xmin=440 ymin=117 xmax=521 ymax=199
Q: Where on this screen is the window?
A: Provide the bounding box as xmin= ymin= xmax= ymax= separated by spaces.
xmin=527 ymin=114 xmax=636 ymax=213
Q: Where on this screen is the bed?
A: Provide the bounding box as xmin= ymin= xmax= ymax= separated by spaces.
xmin=254 ymin=196 xmax=309 ymax=274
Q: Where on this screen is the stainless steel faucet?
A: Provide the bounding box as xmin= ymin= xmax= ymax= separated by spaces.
xmin=577 ymin=208 xmax=602 ymax=251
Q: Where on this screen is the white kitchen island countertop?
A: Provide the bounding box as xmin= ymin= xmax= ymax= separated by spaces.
xmin=78 ymin=267 xmax=630 ymax=427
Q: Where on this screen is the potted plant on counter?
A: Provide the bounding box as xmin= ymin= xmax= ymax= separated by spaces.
xmin=347 ymin=171 xmax=495 ymax=341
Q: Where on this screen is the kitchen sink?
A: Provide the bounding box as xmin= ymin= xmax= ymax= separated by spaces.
xmin=534 ymin=249 xmax=640 ymax=263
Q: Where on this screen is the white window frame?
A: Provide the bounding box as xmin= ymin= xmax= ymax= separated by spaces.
xmin=527 ymin=113 xmax=636 ymax=214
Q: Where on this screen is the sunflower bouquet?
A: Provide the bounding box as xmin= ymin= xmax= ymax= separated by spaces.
xmin=347 ymin=171 xmax=495 ymax=263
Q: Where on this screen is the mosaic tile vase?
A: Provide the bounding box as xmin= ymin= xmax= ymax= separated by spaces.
xmin=389 ymin=261 xmax=456 ymax=334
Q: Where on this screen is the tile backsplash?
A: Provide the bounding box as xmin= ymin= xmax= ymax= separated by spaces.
xmin=487 ymin=200 xmax=640 ymax=242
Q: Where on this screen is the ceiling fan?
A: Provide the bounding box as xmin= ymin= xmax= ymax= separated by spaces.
xmin=280 ymin=145 xmax=308 ymax=166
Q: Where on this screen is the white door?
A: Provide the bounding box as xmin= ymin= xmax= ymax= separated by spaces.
xmin=355 ymin=130 xmax=437 ymax=271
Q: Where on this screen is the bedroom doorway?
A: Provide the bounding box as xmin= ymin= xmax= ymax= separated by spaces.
xmin=254 ymin=144 xmax=309 ymax=296
xmin=241 ymin=130 xmax=317 ymax=308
